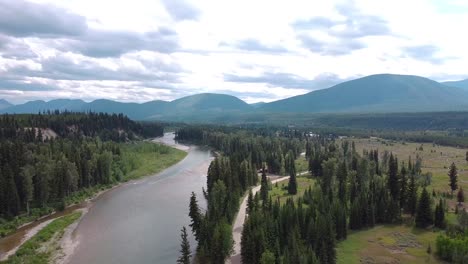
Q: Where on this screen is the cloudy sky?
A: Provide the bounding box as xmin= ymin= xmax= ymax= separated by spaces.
xmin=0 ymin=0 xmax=467 ymax=104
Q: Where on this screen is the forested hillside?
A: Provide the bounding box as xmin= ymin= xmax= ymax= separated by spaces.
xmin=0 ymin=112 xmax=165 ymax=236
xmin=259 ymin=74 xmax=468 ymax=113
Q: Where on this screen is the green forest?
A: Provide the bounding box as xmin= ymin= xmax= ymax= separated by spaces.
xmin=0 ymin=112 xmax=169 ymax=237
xmin=176 ymin=125 xmax=468 ymax=263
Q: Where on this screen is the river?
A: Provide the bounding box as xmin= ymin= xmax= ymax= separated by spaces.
xmin=65 ymin=133 xmax=212 ymax=264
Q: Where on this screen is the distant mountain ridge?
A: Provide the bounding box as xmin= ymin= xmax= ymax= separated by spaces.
xmin=259 ymin=74 xmax=468 ymax=113
xmin=0 ymin=99 xmax=13 ymax=110
xmin=1 ymin=93 xmax=252 ymax=120
xmin=443 ymin=79 xmax=468 ymax=90
xmin=2 ymin=74 xmax=468 ymax=120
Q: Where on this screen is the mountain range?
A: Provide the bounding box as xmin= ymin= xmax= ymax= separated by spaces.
xmin=442 ymin=79 xmax=468 ymax=90
xmin=1 ymin=74 xmax=468 ymax=121
xmin=0 ymin=99 xmax=13 ymax=110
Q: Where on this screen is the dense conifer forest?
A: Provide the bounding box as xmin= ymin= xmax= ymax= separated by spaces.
xmin=177 ymin=125 xmax=468 ymax=263
xmin=176 ymin=127 xmax=302 ymax=263
xmin=0 ymin=112 xmax=164 ymax=236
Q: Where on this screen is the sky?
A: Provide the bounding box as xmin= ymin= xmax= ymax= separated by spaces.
xmin=0 ymin=0 xmax=467 ymax=104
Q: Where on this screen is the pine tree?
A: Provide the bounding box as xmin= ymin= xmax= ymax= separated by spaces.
xmin=448 ymin=162 xmax=458 ymax=196
xmin=332 ymin=201 xmax=347 ymax=240
xmin=415 ymin=188 xmax=433 ymax=228
xmin=400 ymin=164 xmax=408 ymax=209
xmin=457 ymin=187 xmax=465 ymax=205
xmin=260 ymin=166 xmax=268 ymax=202
xmin=434 ymin=199 xmax=445 ymax=229
xmin=336 ymin=161 xmax=348 ymax=203
xmin=321 ymin=159 xmax=336 ymax=196
xmin=287 ymin=153 xmax=297 ymax=195
xmin=387 ymin=154 xmax=400 ymax=201
xmin=406 ymin=175 xmax=418 ymax=216
xmin=288 ymin=173 xmax=297 ymax=195
xmin=247 ymin=190 xmax=255 ymax=213
xmin=189 ymin=192 xmax=202 ymax=241
xmin=260 ymin=250 xmax=276 ymax=264
xmin=177 ymin=226 xmax=191 ymax=264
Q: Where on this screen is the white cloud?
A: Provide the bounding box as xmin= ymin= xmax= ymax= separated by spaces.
xmin=0 ymin=0 xmax=467 ymax=104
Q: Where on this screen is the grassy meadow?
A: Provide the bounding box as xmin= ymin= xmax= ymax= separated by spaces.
xmin=269 ymin=176 xmax=315 ymax=205
xmin=349 ymin=137 xmax=468 ymax=202
xmin=337 ymin=225 xmax=440 ymax=264
xmin=335 ymin=137 xmax=468 ymax=263
xmin=120 ymin=142 xmax=187 ymax=180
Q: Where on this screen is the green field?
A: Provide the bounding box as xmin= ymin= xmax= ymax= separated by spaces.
xmin=335 ymin=137 xmax=468 ymax=263
xmin=337 ymin=225 xmax=441 ymax=264
xmin=120 ymin=142 xmax=187 ymax=180
xmin=269 ymin=177 xmax=315 ymax=205
xmin=349 ymin=138 xmax=468 ymax=193
xmin=349 ymin=137 xmax=468 ymax=211
xmin=295 ymin=155 xmax=310 ymax=174
xmin=2 ymin=212 xmax=82 ymax=264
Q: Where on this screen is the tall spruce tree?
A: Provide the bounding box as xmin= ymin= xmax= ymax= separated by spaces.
xmin=177 ymin=226 xmax=192 ymax=264
xmin=415 ymin=188 xmax=433 ymax=228
xmin=434 ymin=199 xmax=445 ymax=229
xmin=287 ymin=153 xmax=297 ymax=195
xmin=260 ymin=250 xmax=276 ymax=264
xmin=448 ymin=162 xmax=458 ymax=196
xmin=247 ymin=190 xmax=255 ymax=214
xmin=387 ymin=154 xmax=401 ymax=222
xmin=457 ymin=187 xmax=465 ymax=206
xmin=388 ymin=154 xmax=400 ymax=201
xmin=400 ymin=164 xmax=408 ymax=209
xmin=188 ymin=192 xmax=202 ymax=242
xmin=406 ymin=175 xmax=418 ymax=216
xmin=336 ymin=161 xmax=348 ymax=203
xmin=260 ymin=166 xmax=269 ymax=202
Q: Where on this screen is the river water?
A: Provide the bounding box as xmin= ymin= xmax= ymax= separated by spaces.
xmin=66 ymin=133 xmax=212 ymax=264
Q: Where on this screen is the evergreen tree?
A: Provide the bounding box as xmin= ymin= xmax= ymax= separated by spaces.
xmin=260 ymin=250 xmax=276 ymax=264
xmin=321 ymin=159 xmax=336 ymax=196
xmin=458 ymin=209 xmax=468 ymax=230
xmin=457 ymin=187 xmax=465 ymax=205
xmin=448 ymin=162 xmax=458 ymax=196
xmin=19 ymin=165 xmax=34 ymax=214
xmin=287 ymin=153 xmax=297 ymax=195
xmin=406 ymin=175 xmax=418 ymax=216
xmin=189 ymin=192 xmax=202 ymax=241
xmin=333 ymin=202 xmax=347 ymax=239
xmin=247 ymin=190 xmax=255 ymax=214
xmin=387 ymin=154 xmax=400 ymax=201
xmin=288 ymin=173 xmax=297 ymax=195
xmin=434 ymin=199 xmax=445 ymax=229
xmin=415 ymin=188 xmax=433 ymax=228
xmin=177 ymin=226 xmax=192 ymax=264
xmin=260 ymin=166 xmax=268 ymax=202
xmin=400 ymin=163 xmax=408 ymax=209
xmin=336 ymin=161 xmax=348 ymax=203
xmin=211 ymin=220 xmax=234 ymax=263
